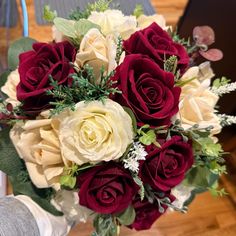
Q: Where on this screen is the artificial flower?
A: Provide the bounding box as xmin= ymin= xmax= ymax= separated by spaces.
xmin=17 ymin=41 xmax=76 ymax=115
xmin=75 ymin=28 xmax=117 ymax=81
xmin=140 ymin=136 xmax=194 ymax=192
xmin=88 ymin=10 xmax=137 ymax=39
xmin=123 ymin=23 xmax=189 ymax=73
xmin=1 ymin=69 xmax=20 ymax=107
xmin=112 ymin=54 xmax=181 ymax=126
xmin=77 ymin=162 xmax=139 ymax=214
xmin=10 ymin=113 xmax=67 ymax=190
xmin=56 ymin=99 xmax=134 ymax=165
xmin=130 ymin=194 xmax=175 ymax=230
xmin=179 ymin=64 xmax=221 ymax=135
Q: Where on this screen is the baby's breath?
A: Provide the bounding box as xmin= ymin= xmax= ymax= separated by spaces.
xmin=123 ymin=142 xmax=147 ymax=173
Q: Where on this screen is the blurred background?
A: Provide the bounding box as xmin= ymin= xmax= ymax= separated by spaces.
xmin=0 ymin=0 xmax=236 ymax=235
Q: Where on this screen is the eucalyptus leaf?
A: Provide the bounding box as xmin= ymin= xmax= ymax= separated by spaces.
xmin=53 ymin=17 xmax=77 ymax=38
xmin=0 ymin=70 xmax=11 ymax=89
xmin=74 ymin=19 xmax=101 ymax=36
xmin=116 ymin=205 xmax=136 ymax=226
xmin=0 ymin=126 xmax=24 ymax=176
xmin=184 ymin=166 xmax=219 ymax=189
xmin=8 ymin=37 xmax=36 ymax=70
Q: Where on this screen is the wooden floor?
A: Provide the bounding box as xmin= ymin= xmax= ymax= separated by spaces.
xmin=69 ymin=192 xmax=236 ymax=236
xmin=2 ymin=0 xmax=236 ymax=235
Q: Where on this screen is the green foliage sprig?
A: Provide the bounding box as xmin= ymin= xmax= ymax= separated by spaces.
xmin=167 ymin=120 xmax=226 ymax=191
xmin=69 ymin=0 xmax=112 ymax=21
xmin=60 ymin=163 xmax=96 ymax=189
xmin=163 ymin=55 xmax=181 ymax=81
xmin=92 ymin=214 xmax=118 ymax=236
xmin=171 ymin=30 xmax=195 ymax=54
xmin=133 ymin=4 xmax=144 ymax=18
xmin=145 ymin=185 xmax=188 ymax=213
xmin=213 ymin=77 xmax=231 ymax=88
xmin=115 ymin=36 xmax=123 ymax=64
xmin=47 ymin=65 xmax=121 ymax=115
xmin=43 ymin=5 xmax=57 ymax=22
xmin=137 ymin=124 xmax=161 ymax=147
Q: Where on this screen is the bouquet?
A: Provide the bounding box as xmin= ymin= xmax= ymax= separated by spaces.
xmin=0 ymin=1 xmax=236 ymax=235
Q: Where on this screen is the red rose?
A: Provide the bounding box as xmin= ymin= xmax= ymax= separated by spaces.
xmin=130 ymin=194 xmax=175 ymax=230
xmin=77 ymin=162 xmax=139 ymax=214
xmin=140 ymin=136 xmax=194 ymax=192
xmin=123 ymin=23 xmax=189 ymax=74
xmin=17 ymin=41 xmax=76 ymax=115
xmin=112 ymin=54 xmax=181 ymax=127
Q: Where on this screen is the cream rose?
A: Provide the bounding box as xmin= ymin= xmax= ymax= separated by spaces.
xmin=1 ymin=69 xmax=20 ymax=106
xmin=178 ymin=63 xmax=221 ymax=135
xmin=10 ymin=114 xmax=68 ymax=190
xmin=76 ymin=28 xmax=117 ymax=81
xmin=56 ymin=99 xmax=134 ymax=165
xmin=88 ymin=10 xmax=137 ymax=39
xmin=137 ymin=14 xmax=166 ymax=30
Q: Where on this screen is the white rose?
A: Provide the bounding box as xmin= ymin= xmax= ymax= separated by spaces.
xmin=88 ymin=10 xmax=137 ymax=39
xmin=178 ymin=63 xmax=221 ymax=135
xmin=52 ymin=190 xmax=93 ymax=225
xmin=76 ymin=28 xmax=117 ymax=81
xmin=1 ymin=69 xmax=20 ymax=106
xmin=56 ymin=99 xmax=134 ymax=165
xmin=137 ymin=14 xmax=166 ymax=30
xmin=10 ymin=115 xmax=67 ymax=190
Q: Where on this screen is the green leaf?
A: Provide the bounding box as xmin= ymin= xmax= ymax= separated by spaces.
xmin=8 ymin=37 xmax=37 ymax=70
xmin=74 ymin=19 xmax=101 ymax=36
xmin=93 ymin=214 xmax=118 ymax=236
xmin=184 ymin=166 xmax=219 ymax=189
xmin=53 ymin=17 xmax=77 ymax=38
xmin=60 ymin=175 xmax=76 ymax=189
xmin=9 ymin=175 xmax=63 ymax=216
xmin=116 ymin=205 xmax=136 ymax=226
xmin=213 ymin=77 xmax=230 ymax=88
xmin=133 ymin=175 xmax=145 ymax=201
xmin=0 ymin=70 xmax=11 ymax=97
xmin=139 ymin=130 xmax=156 ymax=146
xmin=133 ymin=4 xmax=144 ymax=18
xmin=87 ymin=0 xmax=112 ymax=12
xmin=43 ymin=5 xmax=57 ymax=22
xmin=123 ymin=107 xmax=137 ymax=134
xmin=0 ymin=127 xmax=25 ymax=176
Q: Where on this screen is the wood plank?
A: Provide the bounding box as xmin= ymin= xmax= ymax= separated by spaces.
xmin=68 ymin=192 xmax=236 ymax=236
